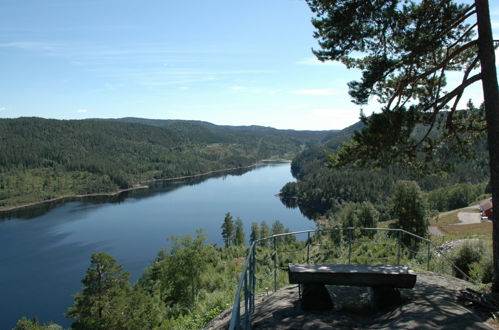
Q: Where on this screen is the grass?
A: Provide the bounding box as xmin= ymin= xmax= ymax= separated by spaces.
xmin=439 ymin=222 xmax=492 ymax=236
xmin=434 ymin=211 xmax=460 ymax=226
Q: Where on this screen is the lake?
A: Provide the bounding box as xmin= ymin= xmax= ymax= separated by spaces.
xmin=0 ymin=163 xmax=313 ymax=328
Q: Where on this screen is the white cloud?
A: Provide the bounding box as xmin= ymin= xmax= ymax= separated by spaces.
xmin=291 ymin=88 xmax=338 ymax=96
xmin=0 ymin=106 xmax=6 ymax=112
xmin=76 ymin=109 xmax=88 ymax=113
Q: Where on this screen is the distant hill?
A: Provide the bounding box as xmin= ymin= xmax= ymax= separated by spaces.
xmin=97 ymin=117 xmax=338 ymax=143
xmin=0 ymin=117 xmax=337 ymax=208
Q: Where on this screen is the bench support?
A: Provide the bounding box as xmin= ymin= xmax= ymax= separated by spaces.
xmin=301 ymin=284 xmax=334 ymax=311
xmin=370 ymin=286 xmax=401 ymax=309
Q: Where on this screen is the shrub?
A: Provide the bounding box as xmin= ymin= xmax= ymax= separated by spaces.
xmin=452 ymin=241 xmax=484 ymax=280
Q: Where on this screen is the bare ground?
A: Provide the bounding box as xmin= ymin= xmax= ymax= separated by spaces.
xmin=205 ymin=272 xmax=495 ymax=329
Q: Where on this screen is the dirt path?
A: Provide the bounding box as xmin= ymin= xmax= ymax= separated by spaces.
xmin=456 ymin=211 xmax=482 ymax=225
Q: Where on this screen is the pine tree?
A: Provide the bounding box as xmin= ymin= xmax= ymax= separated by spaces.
xmin=250 ymin=222 xmax=260 ymax=244
xmin=391 ymin=181 xmax=429 ymax=248
xmin=66 ymin=252 xmax=131 ymax=330
xmin=234 ymin=217 xmax=245 ymax=246
xmin=221 ymin=212 xmax=234 ymax=248
xmin=260 ymin=221 xmax=270 ymax=247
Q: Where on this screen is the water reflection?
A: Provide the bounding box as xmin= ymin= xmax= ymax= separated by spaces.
xmin=0 ymin=166 xmax=254 ymax=220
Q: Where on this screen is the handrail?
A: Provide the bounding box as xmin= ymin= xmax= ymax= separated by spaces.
xmin=227 ymin=227 xmax=450 ymax=330
xmin=228 ymin=241 xmax=255 ymax=329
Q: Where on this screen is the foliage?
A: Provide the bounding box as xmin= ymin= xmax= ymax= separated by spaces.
xmin=250 ymin=222 xmax=260 ymax=243
xmin=452 ymin=241 xmax=489 ymax=281
xmin=221 ymin=212 xmax=234 ymax=247
xmin=427 ymin=182 xmax=487 ymax=211
xmin=234 ymin=217 xmax=245 ymax=246
xmin=259 ymin=221 xmax=271 ymax=247
xmin=13 ymin=318 xmax=62 ymax=330
xmin=139 ymin=230 xmax=211 ymax=310
xmin=331 ymin=202 xmax=379 ymax=228
xmin=66 ymin=252 xmax=133 ymax=329
xmin=391 ymin=181 xmax=429 ymax=248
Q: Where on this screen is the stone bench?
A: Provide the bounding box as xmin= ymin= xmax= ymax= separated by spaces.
xmin=288 ymin=263 xmax=417 ymax=310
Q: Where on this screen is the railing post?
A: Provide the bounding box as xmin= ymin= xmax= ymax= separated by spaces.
xmin=397 ymin=230 xmax=401 ymax=265
xmin=348 ymin=228 xmax=352 ymax=264
xmin=427 ymin=241 xmax=431 ymax=271
xmin=273 ymin=236 xmax=277 ymax=293
xmin=306 ymin=232 xmax=311 ymax=263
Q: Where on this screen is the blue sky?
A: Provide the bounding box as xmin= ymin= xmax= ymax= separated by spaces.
xmin=0 ymin=0 xmax=498 ymax=130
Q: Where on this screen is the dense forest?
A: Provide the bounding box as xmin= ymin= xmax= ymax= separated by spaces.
xmin=0 ymin=117 xmax=333 ymax=208
xmin=281 ymin=120 xmax=490 ymax=220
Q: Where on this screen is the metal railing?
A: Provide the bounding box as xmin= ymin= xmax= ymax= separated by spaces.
xmin=228 ymin=227 xmax=433 ymax=330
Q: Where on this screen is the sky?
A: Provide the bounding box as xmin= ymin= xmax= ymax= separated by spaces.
xmin=0 ymin=0 xmax=498 ymax=131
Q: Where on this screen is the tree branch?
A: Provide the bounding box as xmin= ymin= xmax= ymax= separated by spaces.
xmin=431 ymin=73 xmax=482 ymax=111
xmin=450 ymin=56 xmax=480 ymax=114
xmin=385 ymin=40 xmax=478 ymax=111
xmin=437 ymin=7 xmax=477 ymax=42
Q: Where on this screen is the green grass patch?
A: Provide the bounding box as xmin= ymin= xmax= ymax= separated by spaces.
xmin=439 ymin=222 xmax=492 ymax=236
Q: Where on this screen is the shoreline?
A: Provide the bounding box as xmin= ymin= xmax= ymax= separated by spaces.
xmin=0 ymin=160 xmax=290 ymax=213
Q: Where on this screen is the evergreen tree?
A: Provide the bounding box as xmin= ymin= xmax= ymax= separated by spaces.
xmin=250 ymin=222 xmax=260 ymax=244
xmin=234 ymin=217 xmax=245 ymax=246
xmin=259 ymin=221 xmax=270 ymax=247
xmin=66 ymin=252 xmax=131 ymax=330
xmin=271 ymin=220 xmax=287 ymax=245
xmin=334 ymin=203 xmax=360 ymax=228
xmin=221 ymin=212 xmax=234 ymax=248
xmin=271 ymin=220 xmax=285 ymax=236
xmin=391 ymin=181 xmax=429 ymax=248
xmin=358 ymin=202 xmax=380 ymax=229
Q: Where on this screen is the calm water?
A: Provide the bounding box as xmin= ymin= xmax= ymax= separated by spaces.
xmin=0 ymin=163 xmax=313 ymax=328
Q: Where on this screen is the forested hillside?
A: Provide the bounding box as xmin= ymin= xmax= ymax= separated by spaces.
xmin=0 ymin=117 xmax=333 ymax=208
xmin=281 ymin=121 xmax=490 ymax=220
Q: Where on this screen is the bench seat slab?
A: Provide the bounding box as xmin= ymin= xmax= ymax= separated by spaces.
xmin=288 ymin=264 xmax=417 ymax=288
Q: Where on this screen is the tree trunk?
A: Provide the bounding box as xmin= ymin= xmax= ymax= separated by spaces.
xmin=475 ymin=0 xmax=499 ymax=291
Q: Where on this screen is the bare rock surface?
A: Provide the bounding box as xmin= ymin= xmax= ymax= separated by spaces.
xmin=204 ymin=272 xmax=494 ymax=329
